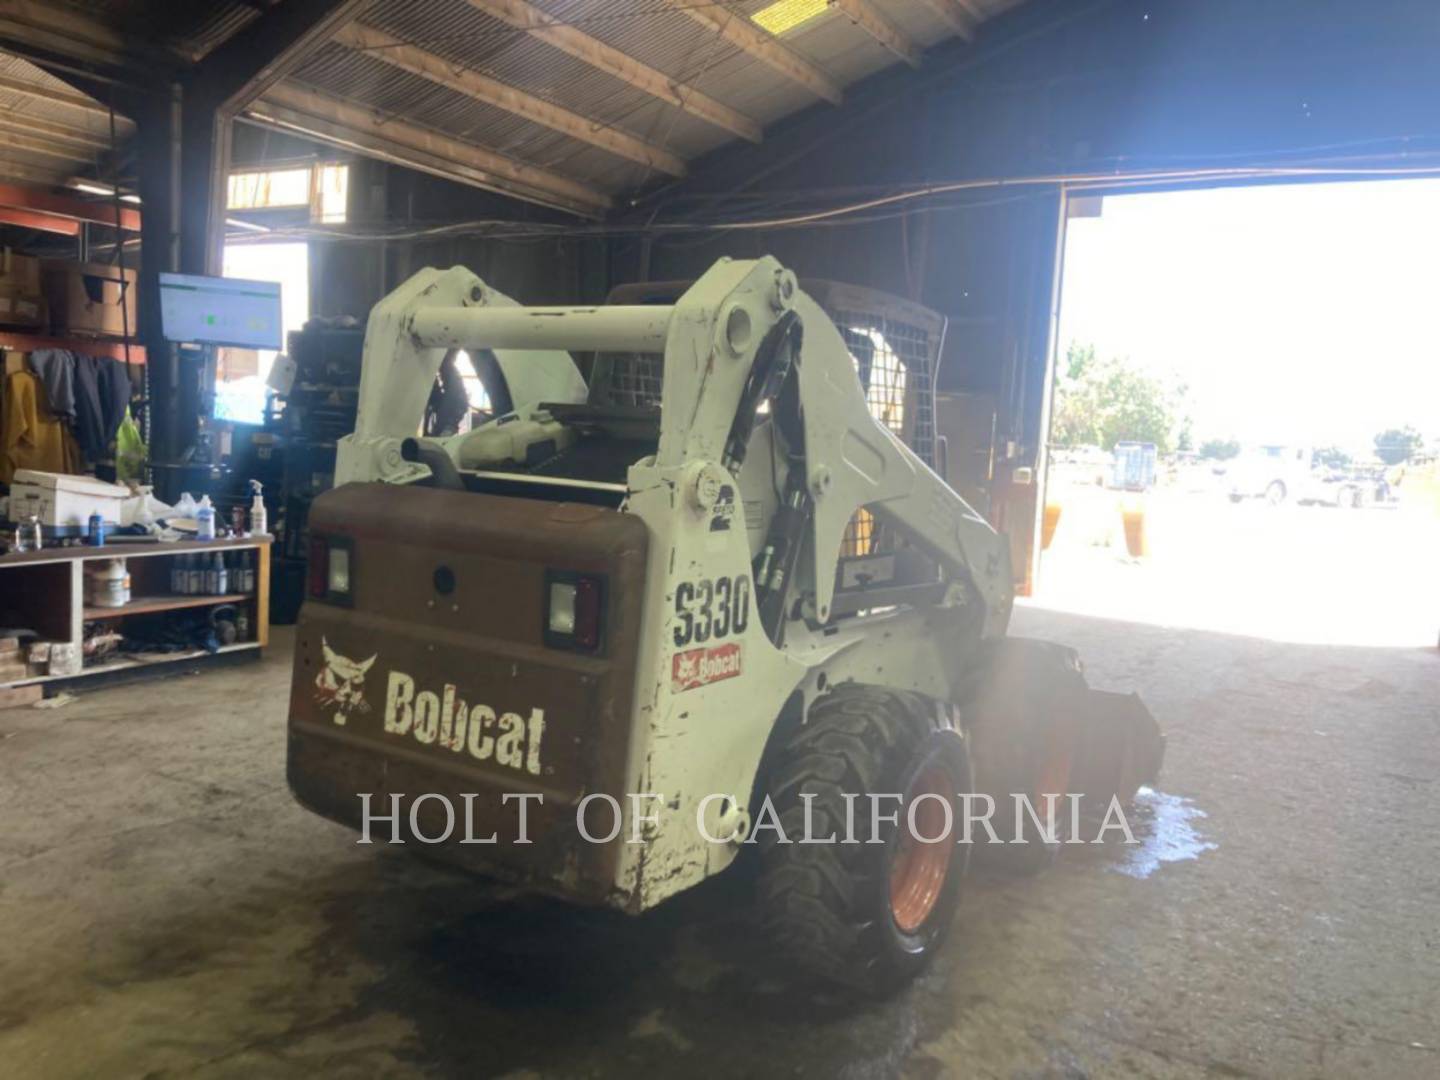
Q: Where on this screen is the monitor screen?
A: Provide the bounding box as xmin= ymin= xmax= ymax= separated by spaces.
xmin=159 ymin=272 xmax=283 ymax=349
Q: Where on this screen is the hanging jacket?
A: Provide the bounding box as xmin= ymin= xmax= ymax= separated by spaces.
xmin=72 ymin=355 xmax=132 ymax=463
xmin=27 ymin=349 xmax=77 ymax=420
xmin=1 ymin=369 xmax=81 ymax=483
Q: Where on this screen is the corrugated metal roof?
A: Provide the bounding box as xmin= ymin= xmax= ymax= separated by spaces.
xmin=49 ymin=0 xmax=259 ymax=62
xmin=0 ymin=52 xmax=135 ymax=188
xmin=5 ymin=0 xmax=1030 ymax=211
xmin=270 ymin=0 xmax=1026 ymax=210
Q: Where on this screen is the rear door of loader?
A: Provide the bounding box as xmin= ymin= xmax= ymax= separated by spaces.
xmin=286 ymin=483 xmax=647 ymax=905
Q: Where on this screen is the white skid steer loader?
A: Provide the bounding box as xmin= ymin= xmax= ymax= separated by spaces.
xmin=287 ymin=256 xmax=1163 ymax=993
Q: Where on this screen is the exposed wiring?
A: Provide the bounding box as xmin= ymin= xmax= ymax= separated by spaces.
xmin=224 ymin=158 xmax=1440 ymax=246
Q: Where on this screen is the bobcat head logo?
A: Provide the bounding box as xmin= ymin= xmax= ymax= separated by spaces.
xmin=674 ymin=651 xmax=699 ymax=683
xmin=314 ymin=637 xmax=377 ymax=723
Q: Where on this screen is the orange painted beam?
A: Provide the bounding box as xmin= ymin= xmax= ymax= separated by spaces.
xmin=0 ymin=184 xmax=141 ymax=232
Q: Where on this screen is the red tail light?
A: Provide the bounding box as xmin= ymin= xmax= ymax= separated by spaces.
xmin=308 ymin=537 xmax=329 ymax=598
xmin=573 ymin=576 xmax=602 ymax=650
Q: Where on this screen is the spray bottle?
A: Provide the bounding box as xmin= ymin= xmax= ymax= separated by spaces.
xmin=248 ymin=480 xmax=267 ymax=537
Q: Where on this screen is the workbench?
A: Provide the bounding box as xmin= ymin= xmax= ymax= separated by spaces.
xmin=0 ymin=534 xmax=270 ymax=696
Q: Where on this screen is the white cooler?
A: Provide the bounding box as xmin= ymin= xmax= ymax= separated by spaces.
xmin=8 ymin=470 xmax=129 ymax=534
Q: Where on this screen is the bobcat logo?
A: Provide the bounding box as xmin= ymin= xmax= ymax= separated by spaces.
xmin=314 ymin=638 xmax=377 ymax=724
xmin=674 ymin=651 xmax=700 ymax=683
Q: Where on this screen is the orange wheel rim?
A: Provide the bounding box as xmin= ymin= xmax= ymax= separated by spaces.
xmin=1033 ymin=742 xmax=1074 ymax=834
xmin=889 ymin=764 xmax=956 ymax=934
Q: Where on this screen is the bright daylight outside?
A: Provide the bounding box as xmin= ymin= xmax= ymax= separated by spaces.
xmin=1039 ymin=180 xmax=1440 ymax=646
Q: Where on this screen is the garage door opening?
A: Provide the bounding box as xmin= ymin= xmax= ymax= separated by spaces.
xmin=1037 ymin=180 xmax=1440 ymax=646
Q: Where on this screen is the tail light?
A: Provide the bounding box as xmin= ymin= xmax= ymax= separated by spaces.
xmin=308 ymin=537 xmax=328 ymax=598
xmin=308 ymin=536 xmax=353 ymax=604
xmin=545 ymin=571 xmax=605 ymax=652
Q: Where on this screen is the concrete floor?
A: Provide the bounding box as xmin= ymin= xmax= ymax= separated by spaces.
xmin=2 ymin=608 xmax=1438 ymax=1079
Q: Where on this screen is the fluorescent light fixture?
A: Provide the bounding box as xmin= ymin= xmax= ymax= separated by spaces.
xmin=68 ymin=178 xmax=141 ymax=204
xmin=752 ymin=0 xmax=828 ymax=36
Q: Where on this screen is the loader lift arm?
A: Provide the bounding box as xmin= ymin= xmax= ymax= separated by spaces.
xmin=336 ymin=257 xmax=1013 ymax=639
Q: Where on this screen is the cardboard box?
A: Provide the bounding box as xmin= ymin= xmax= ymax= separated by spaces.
xmin=41 ymin=259 xmax=138 ymax=338
xmin=47 ymin=643 xmax=81 ymax=678
xmin=0 ymin=250 xmax=47 ymax=330
xmin=8 ymin=469 xmax=129 ymax=528
xmin=0 ymin=283 xmax=48 ymax=329
xmin=0 ymin=249 xmax=41 ymax=292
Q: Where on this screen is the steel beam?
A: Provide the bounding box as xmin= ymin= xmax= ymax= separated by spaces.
xmin=196 ymin=0 xmax=377 ymax=115
xmin=0 ymin=205 xmax=79 ymax=235
xmin=0 ymin=182 xmax=140 ymax=230
xmin=178 ymin=1 xmax=375 ymax=276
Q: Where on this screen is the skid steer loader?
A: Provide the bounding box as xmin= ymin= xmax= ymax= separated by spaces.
xmin=287 ymin=256 xmax=1163 ymax=993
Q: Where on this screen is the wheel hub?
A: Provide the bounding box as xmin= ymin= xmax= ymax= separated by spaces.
xmin=888 ymin=764 xmax=956 ymax=934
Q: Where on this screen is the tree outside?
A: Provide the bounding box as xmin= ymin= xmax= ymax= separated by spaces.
xmin=1051 ymin=343 xmax=1189 ymax=454
xmin=1373 ymin=426 xmax=1424 ymax=465
xmin=1198 ymin=438 xmax=1241 ymax=461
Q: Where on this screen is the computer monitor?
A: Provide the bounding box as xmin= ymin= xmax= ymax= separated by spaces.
xmin=159 ymin=272 xmax=283 ymax=350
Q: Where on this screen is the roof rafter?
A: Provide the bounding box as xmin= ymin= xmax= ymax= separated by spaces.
xmin=334 ymin=22 xmax=687 ymax=177
xmin=0 ymin=71 xmax=134 ymax=123
xmin=0 ymin=0 xmax=180 ymax=83
xmin=464 ymin=0 xmax=762 ymax=143
xmin=200 ymin=0 xmax=379 ymax=115
xmin=0 ymin=110 xmax=113 ymax=151
xmin=671 ymin=2 xmax=842 ymax=105
xmin=832 ymin=0 xmax=921 ymax=67
xmin=1 ymin=128 xmax=96 ymax=162
xmin=914 ymin=0 xmax=978 ymax=41
xmin=250 ymin=82 xmax=611 ymax=217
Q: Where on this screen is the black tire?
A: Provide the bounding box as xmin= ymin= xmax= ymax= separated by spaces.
xmin=755 ymin=686 xmax=970 ymax=996
xmin=965 ymin=638 xmax=1089 ymax=873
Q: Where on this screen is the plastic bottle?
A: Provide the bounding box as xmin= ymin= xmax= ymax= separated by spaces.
xmin=187 ymin=553 xmax=204 ymax=594
xmin=211 ymin=552 xmax=228 ymax=595
xmin=86 ymin=558 xmax=130 ymax=607
xmin=196 ymin=495 xmax=216 ymax=541
xmin=248 ymin=480 xmax=267 ymax=536
xmin=170 ymin=554 xmax=185 ymax=594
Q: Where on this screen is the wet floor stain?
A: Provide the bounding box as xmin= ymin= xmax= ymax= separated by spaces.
xmin=1112 ymin=788 xmax=1217 ymax=879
